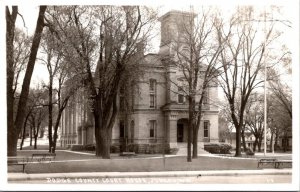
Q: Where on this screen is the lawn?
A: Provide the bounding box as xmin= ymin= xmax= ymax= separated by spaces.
xmin=8 ymin=149 xmax=263 ymax=174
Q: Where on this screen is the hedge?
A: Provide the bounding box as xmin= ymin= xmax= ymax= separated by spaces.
xmin=204 ymin=143 xmax=232 ymax=154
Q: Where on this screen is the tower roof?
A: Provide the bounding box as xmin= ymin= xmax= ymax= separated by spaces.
xmin=158 ymin=10 xmax=197 ymax=22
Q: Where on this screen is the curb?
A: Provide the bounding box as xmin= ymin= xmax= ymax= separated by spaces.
xmin=8 ymin=169 xmax=292 ymax=181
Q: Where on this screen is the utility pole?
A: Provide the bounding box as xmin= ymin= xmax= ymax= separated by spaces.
xmin=263 ymin=7 xmax=267 ymax=156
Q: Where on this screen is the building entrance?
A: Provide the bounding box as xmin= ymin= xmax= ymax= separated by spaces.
xmin=177 ymin=124 xmax=184 ymax=142
xmin=177 ymin=118 xmax=188 ymax=142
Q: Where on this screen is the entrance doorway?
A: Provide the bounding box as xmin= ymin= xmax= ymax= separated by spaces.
xmin=177 ymin=124 xmax=184 ymax=142
xmin=177 ymin=118 xmax=188 ymax=142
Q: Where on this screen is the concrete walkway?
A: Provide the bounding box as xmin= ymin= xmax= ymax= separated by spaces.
xmin=8 ymin=169 xmax=292 ymax=181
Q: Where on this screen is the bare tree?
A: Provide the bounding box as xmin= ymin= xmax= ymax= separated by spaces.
xmin=218 ymin=105 xmax=235 ymax=143
xmin=267 ymin=92 xmax=291 ymax=152
xmin=244 ymin=93 xmax=264 ymax=152
xmin=7 ymin=6 xmax=47 ymax=156
xmin=20 ymin=86 xmax=48 ymax=149
xmin=269 ymin=79 xmax=292 ymax=119
xmin=215 ymin=6 xmax=282 ymax=156
xmin=163 ymin=8 xmax=223 ymax=161
xmin=45 ymin=5 xmax=157 ymax=158
xmin=12 ymin=29 xmax=31 ymax=95
xmin=38 ymin=28 xmax=82 ymax=153
xmin=28 ymin=93 xmax=47 ymax=149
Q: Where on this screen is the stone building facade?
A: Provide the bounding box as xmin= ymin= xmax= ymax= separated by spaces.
xmin=60 ymin=10 xmax=219 ymax=153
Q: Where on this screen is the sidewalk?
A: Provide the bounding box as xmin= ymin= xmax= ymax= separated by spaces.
xmin=8 ymin=169 xmax=292 ymax=181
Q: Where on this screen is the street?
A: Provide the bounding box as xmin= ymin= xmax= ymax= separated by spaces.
xmin=9 ymin=174 xmax=291 ymax=184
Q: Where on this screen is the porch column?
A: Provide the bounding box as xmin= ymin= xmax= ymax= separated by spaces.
xmin=166 ymin=113 xmax=177 ymax=148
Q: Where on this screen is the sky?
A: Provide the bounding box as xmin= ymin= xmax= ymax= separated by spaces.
xmin=10 ymin=2 xmax=295 ymax=86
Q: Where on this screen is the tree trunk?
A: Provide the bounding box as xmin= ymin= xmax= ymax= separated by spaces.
xmin=258 ymin=138 xmax=262 ymax=152
xmin=10 ymin=6 xmax=47 ymax=156
xmin=6 ymin=6 xmax=18 ymax=156
xmin=253 ymin=137 xmax=259 ymax=151
xmin=274 ymin=130 xmax=279 ymax=151
xmin=192 ymin=127 xmax=199 ymax=159
xmin=94 ymin=111 xmax=102 ymax=157
xmin=34 ymin=134 xmax=38 ymax=149
xmin=187 ymin=96 xmax=194 ymax=162
xmin=270 ymin=132 xmax=274 ymax=152
xmin=253 ymin=138 xmax=258 ymax=152
xmin=52 ymin=107 xmax=66 ymax=153
xmin=99 ymin=128 xmax=111 ymax=159
xmin=283 ymin=134 xmax=288 ymax=152
xmin=193 ymin=103 xmax=203 ymax=159
xmin=48 ymin=76 xmax=53 ymax=152
xmin=241 ymin=127 xmax=247 ymax=151
xmin=20 ymin=112 xmax=30 ymax=150
xmin=93 ymin=92 xmax=118 ymax=159
xmin=30 ymin=126 xmax=33 ymax=146
xmin=94 ymin=115 xmax=112 ymax=159
xmin=234 ymin=123 xmax=242 ymax=157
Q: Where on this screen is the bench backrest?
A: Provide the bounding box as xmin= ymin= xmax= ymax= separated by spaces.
xmin=32 ymin=153 xmax=56 ymax=162
xmin=259 ymin=158 xmax=277 ymax=162
xmin=32 ymin=153 xmax=56 ymax=158
xmin=7 ymin=156 xmax=29 ymax=164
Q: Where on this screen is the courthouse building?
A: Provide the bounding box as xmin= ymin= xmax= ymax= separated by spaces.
xmin=59 ymin=10 xmax=219 ymax=153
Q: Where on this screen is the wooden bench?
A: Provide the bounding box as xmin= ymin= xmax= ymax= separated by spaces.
xmin=257 ymin=158 xmax=277 ymax=168
xmin=7 ymin=156 xmax=30 ymax=173
xmin=274 ymin=160 xmax=292 ymax=168
xmin=31 ymin=153 xmax=56 ymax=162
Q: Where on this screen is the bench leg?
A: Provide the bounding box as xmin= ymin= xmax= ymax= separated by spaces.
xmin=22 ymin=164 xmax=25 ymax=173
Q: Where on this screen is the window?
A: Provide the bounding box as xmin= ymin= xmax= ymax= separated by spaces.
xmin=203 ymin=89 xmax=209 ymax=104
xmin=150 ymin=94 xmax=155 ymax=108
xmin=149 ymin=120 xmax=156 ymax=138
xmin=178 ymin=86 xmax=184 ymax=104
xmin=120 ymin=120 xmax=125 ymax=138
xmin=150 ymin=79 xmax=156 ymax=91
xmin=149 ymin=79 xmax=156 ymax=108
xmin=204 ymin=121 xmax=209 ymax=138
xmin=178 ymin=94 xmax=184 ymax=104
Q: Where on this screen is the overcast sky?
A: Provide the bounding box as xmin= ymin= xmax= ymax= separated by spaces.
xmin=1 ymin=0 xmax=297 ymax=91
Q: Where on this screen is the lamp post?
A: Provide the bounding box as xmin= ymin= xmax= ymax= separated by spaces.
xmin=263 ymin=7 xmax=268 ymax=156
xmin=263 ymin=18 xmax=267 ymax=156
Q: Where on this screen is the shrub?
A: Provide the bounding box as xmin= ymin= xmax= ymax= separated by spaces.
xmin=204 ymin=143 xmax=232 ymax=154
xmin=110 ymin=145 xmax=120 ymax=153
xmin=219 ymin=143 xmax=232 ymax=154
xmin=70 ymin=144 xmax=85 ymax=151
xmin=84 ymin=144 xmax=95 ymax=151
xmin=245 ymin=148 xmax=255 ymax=156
